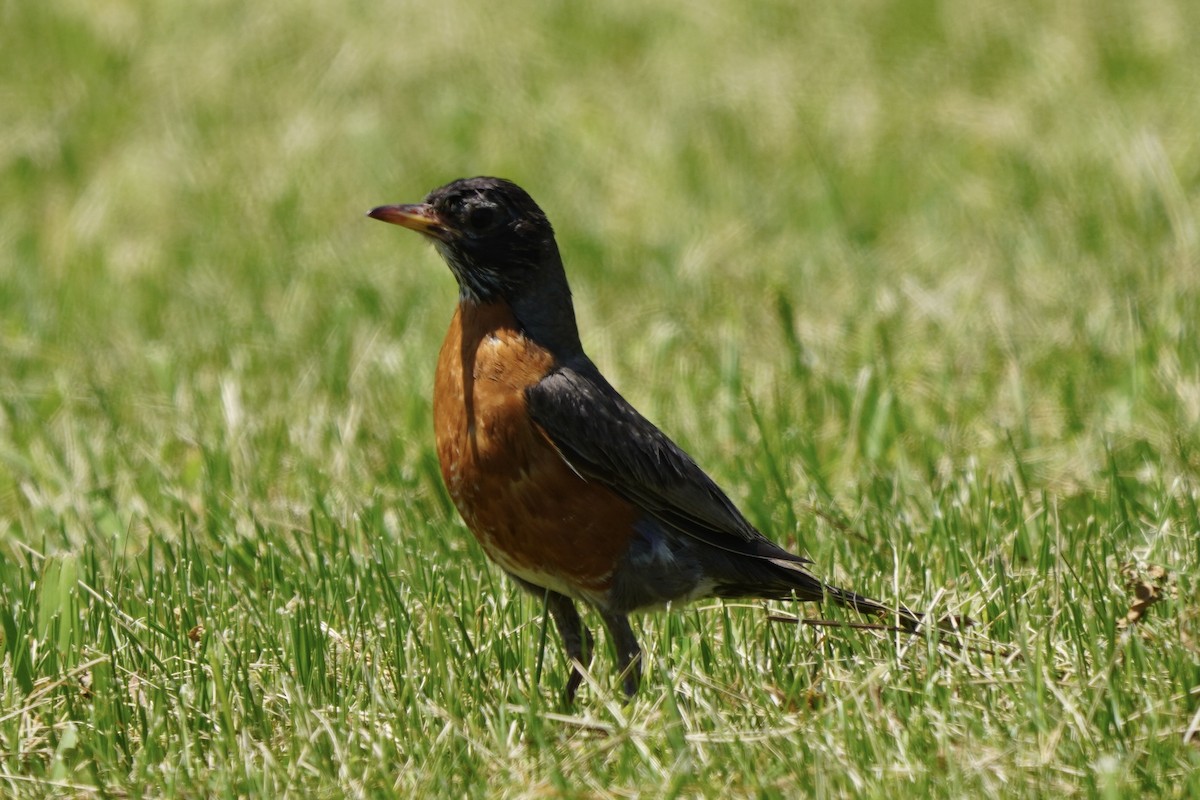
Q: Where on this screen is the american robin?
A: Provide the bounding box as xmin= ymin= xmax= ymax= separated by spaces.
xmin=368 ymin=177 xmax=920 ymax=699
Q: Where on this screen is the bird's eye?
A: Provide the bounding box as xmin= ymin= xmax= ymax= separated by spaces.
xmin=466 ymin=205 xmax=497 ymax=232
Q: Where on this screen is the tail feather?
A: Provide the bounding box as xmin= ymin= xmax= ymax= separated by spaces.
xmin=767 ymin=557 xmax=923 ymax=631
xmin=821 ymin=583 xmax=923 ymax=632
xmin=713 ymin=556 xmax=922 ymax=632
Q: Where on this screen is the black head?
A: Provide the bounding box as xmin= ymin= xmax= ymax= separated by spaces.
xmin=369 ymin=176 xmax=583 ymax=355
xmin=368 ymin=177 xmax=561 ymax=304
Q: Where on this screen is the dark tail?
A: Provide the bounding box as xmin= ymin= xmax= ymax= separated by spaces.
xmin=822 ymin=583 xmax=923 ymax=633
xmin=716 ymin=556 xmax=923 ymax=633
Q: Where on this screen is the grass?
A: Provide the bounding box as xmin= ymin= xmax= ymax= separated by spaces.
xmin=2 ymin=0 xmax=1199 ymax=795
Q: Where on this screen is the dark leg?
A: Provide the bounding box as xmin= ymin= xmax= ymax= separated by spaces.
xmin=544 ymin=592 xmax=594 ymax=702
xmin=508 ymin=576 xmax=593 ymax=701
xmin=598 ymin=610 xmax=642 ymax=698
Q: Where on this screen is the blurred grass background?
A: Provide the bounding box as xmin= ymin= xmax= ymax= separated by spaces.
xmin=2 ymin=0 xmax=1198 ymax=796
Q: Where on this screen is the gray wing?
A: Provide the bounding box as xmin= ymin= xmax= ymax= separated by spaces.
xmin=525 ymin=362 xmax=810 ymax=566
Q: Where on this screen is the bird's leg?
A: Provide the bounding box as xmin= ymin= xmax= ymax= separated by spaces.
xmin=509 ymin=576 xmax=593 ymax=699
xmin=598 ymin=610 xmax=642 ymax=698
xmin=543 ymin=591 xmax=594 ymax=702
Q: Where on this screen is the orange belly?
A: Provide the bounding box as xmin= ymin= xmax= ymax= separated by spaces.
xmin=432 ymin=301 xmax=638 ymax=599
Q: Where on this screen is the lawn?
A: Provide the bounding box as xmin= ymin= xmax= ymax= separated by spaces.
xmin=2 ymin=0 xmax=1198 ymax=796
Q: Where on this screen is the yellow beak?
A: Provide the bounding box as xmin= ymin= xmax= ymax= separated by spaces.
xmin=366 ymin=203 xmax=450 ymax=240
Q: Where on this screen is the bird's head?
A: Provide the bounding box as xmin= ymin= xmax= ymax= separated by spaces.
xmin=368 ymin=177 xmax=560 ymax=305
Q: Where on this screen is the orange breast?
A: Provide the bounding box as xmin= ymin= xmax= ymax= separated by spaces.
xmin=432 ymin=301 xmax=638 ymax=599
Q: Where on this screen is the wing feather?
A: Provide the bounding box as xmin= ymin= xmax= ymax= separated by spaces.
xmin=525 ymin=362 xmax=809 ymax=566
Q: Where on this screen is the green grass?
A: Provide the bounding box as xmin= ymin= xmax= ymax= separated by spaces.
xmin=3 ymin=0 xmax=1199 ymax=795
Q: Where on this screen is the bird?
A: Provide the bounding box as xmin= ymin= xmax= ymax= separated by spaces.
xmin=368 ymin=177 xmax=920 ymax=699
